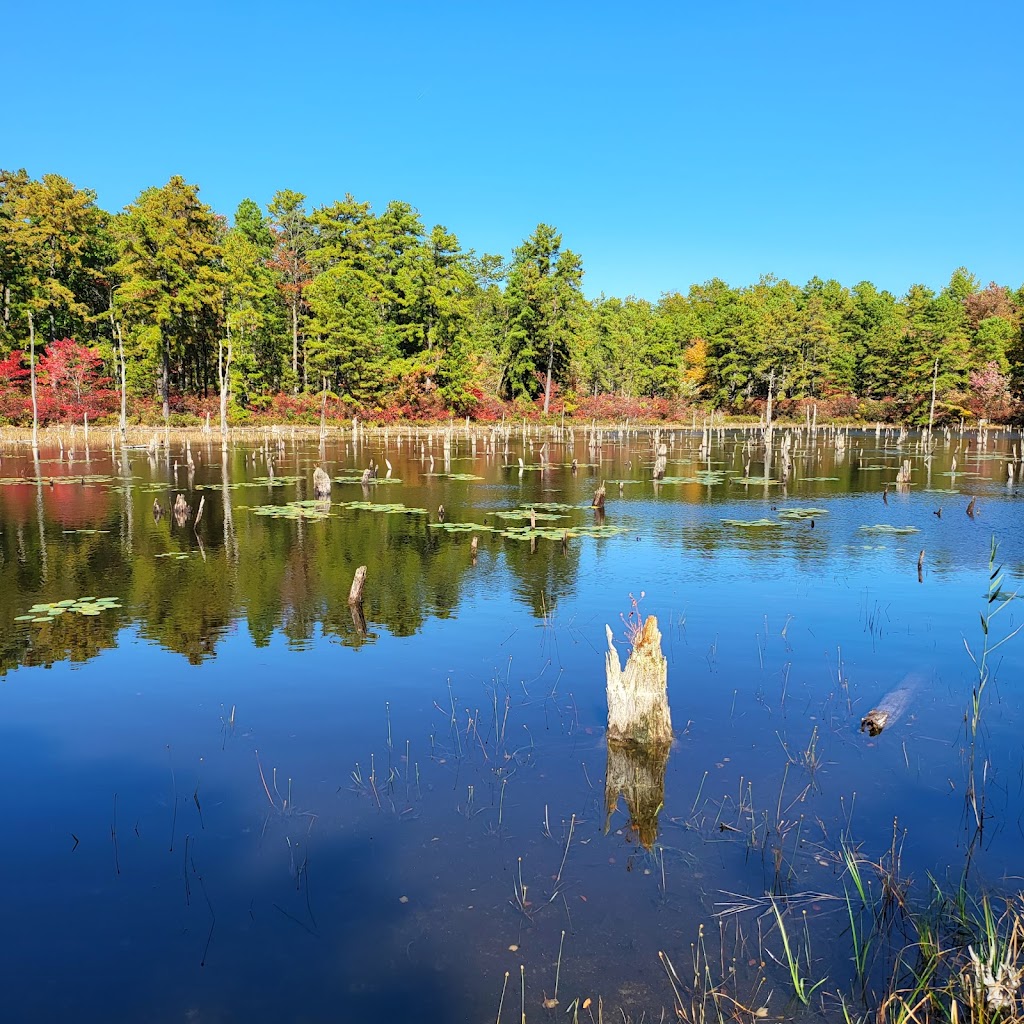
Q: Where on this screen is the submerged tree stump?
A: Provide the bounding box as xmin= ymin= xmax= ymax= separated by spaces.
xmin=592 ymin=483 xmax=606 ymax=510
xmin=605 ymin=616 xmax=672 ymax=746
xmin=313 ymin=466 xmax=331 ymax=499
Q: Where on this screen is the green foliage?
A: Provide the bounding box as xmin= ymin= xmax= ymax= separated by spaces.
xmin=2 ymin=168 xmax=1023 ymax=423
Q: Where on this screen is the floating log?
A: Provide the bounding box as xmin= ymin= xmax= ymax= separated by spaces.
xmin=860 ymin=678 xmax=918 ymax=736
xmin=313 ymin=466 xmax=332 ymax=499
xmin=605 ymin=616 xmax=672 ymax=747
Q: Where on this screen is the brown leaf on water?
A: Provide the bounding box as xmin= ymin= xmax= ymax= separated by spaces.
xmin=583 ymin=998 xmax=592 ymax=1009
xmin=543 ymin=997 xmax=559 ymax=1009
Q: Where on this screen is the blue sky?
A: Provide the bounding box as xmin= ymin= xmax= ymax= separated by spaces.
xmin=7 ymin=0 xmax=1021 ymax=301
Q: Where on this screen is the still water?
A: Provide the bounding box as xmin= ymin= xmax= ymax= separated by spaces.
xmin=0 ymin=424 xmax=1021 ymax=1022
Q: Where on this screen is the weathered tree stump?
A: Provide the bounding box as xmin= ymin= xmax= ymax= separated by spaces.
xmin=604 ymin=615 xmax=672 ymax=849
xmin=153 ymin=499 xmax=163 ymax=521
xmin=313 ymin=466 xmax=331 ymax=499
xmin=605 ymin=616 xmax=672 ymax=746
xmin=653 ymin=442 xmax=667 ymax=480
xmin=172 ymin=493 xmax=190 ymax=526
xmin=360 ymin=468 xmax=372 ymax=485
xmin=348 ymin=565 xmax=367 ymax=606
xmin=592 ymin=483 xmax=606 ymax=510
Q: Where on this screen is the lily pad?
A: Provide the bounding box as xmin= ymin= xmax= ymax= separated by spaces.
xmin=778 ymin=508 xmax=829 ymax=520
xmin=721 ymin=518 xmax=782 ymax=528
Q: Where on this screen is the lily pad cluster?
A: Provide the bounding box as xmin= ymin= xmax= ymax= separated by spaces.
xmin=721 ymin=518 xmax=781 ymax=528
xmin=332 ymin=476 xmax=403 ymax=485
xmin=15 ymin=596 xmax=122 ymax=623
xmin=777 ymin=508 xmax=828 ymax=520
xmin=249 ymin=500 xmax=334 ymax=521
xmin=337 ymin=500 xmax=427 ymax=514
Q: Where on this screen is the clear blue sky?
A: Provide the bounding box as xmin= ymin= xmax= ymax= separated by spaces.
xmin=7 ymin=0 xmax=1022 ymax=301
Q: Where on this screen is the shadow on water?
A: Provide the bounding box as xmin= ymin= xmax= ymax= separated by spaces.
xmin=0 ymin=724 xmax=460 ymax=1024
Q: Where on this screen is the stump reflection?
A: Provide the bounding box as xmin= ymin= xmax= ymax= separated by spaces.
xmin=604 ymin=739 xmax=670 ymax=850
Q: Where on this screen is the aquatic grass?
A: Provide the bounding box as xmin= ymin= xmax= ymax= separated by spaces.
xmin=769 ymin=897 xmax=827 ymax=1005
xmin=963 ymin=537 xmax=1023 ymax=834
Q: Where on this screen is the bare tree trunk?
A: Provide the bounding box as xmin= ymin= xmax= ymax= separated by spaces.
xmin=291 ymin=300 xmax=298 ymax=376
xmin=219 ymin=323 xmax=232 ymax=447
xmin=928 ymin=358 xmax=939 ymax=436
xmin=161 ymin=336 xmax=170 ymax=424
xmin=116 ymin=321 xmax=127 ymax=441
xmin=28 ymin=309 xmax=38 ymax=451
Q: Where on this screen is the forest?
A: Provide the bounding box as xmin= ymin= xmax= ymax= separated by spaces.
xmin=1 ymin=169 xmax=1021 ymax=427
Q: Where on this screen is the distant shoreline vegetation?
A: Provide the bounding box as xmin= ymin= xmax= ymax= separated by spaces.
xmin=2 ymin=170 xmax=1021 ymax=428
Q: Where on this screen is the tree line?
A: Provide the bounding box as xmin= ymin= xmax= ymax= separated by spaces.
xmin=1 ymin=169 xmax=1021 ymax=427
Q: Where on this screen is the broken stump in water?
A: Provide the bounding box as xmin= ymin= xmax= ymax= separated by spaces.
xmin=173 ymin=493 xmax=190 ymax=526
xmin=592 ymin=483 xmax=606 ymax=510
xmin=604 ymin=614 xmax=672 ymax=848
xmin=348 ymin=565 xmax=367 ymax=635
xmin=348 ymin=565 xmax=367 ymax=606
xmin=605 ymin=616 xmax=672 ymax=746
xmin=313 ymin=466 xmax=331 ymax=499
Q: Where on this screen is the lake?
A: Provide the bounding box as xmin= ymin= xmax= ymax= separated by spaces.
xmin=1 ymin=422 xmax=1021 ymax=1023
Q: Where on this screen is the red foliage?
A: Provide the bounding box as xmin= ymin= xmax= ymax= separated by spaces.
xmin=573 ymin=392 xmax=693 ymax=422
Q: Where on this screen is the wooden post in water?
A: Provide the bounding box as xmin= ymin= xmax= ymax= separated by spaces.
xmin=604 ymin=615 xmax=672 ymax=850
xmin=348 ymin=565 xmax=367 ymax=635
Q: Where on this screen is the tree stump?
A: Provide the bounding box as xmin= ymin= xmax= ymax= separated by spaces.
xmin=348 ymin=565 xmax=367 ymax=606
xmin=173 ymin=493 xmax=190 ymax=526
xmin=604 ymin=615 xmax=672 ymax=849
xmin=592 ymin=483 xmax=606 ymax=510
xmin=605 ymin=616 xmax=672 ymax=746
xmin=313 ymin=466 xmax=331 ymax=499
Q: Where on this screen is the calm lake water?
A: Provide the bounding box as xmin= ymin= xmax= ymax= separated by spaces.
xmin=1 ymin=424 xmax=1022 ymax=1023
